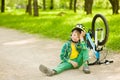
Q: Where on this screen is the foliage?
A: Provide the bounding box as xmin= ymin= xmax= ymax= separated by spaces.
xmin=0 ymin=0 xmax=113 ymax=10
xmin=93 ymin=0 xmax=111 ymax=9
xmin=0 ymin=9 xmax=120 ymax=52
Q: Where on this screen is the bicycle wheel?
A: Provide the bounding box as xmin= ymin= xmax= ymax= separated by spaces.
xmin=92 ymin=14 xmax=109 ymax=46
xmin=88 ymin=48 xmax=109 ymax=65
xmin=88 ymin=14 xmax=109 ymax=65
xmin=88 ymin=49 xmax=97 ymax=65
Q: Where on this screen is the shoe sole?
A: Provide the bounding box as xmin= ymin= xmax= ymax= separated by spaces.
xmin=39 ymin=64 xmax=48 ymax=74
xmin=39 ymin=64 xmax=54 ymax=76
xmin=83 ymin=70 xmax=91 ymax=74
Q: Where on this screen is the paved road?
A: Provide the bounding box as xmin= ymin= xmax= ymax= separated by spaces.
xmin=0 ymin=27 xmax=120 ymax=80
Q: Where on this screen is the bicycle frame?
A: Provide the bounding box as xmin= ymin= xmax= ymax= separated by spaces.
xmin=86 ymin=33 xmax=100 ymax=60
xmin=86 ymin=29 xmax=104 ymax=65
xmin=85 ymin=14 xmax=112 ymax=65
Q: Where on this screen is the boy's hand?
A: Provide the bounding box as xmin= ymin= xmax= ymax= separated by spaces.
xmin=69 ymin=60 xmax=78 ymax=68
xmin=81 ymin=31 xmax=86 ymax=37
xmin=80 ymin=31 xmax=86 ymax=41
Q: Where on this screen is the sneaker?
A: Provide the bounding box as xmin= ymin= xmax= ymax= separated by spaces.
xmin=83 ymin=66 xmax=90 ymax=74
xmin=39 ymin=64 xmax=55 ymax=76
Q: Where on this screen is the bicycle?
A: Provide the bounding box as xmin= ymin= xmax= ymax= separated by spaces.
xmin=85 ymin=14 xmax=113 ymax=65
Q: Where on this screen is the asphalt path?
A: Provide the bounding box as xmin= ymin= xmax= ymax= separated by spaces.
xmin=0 ymin=27 xmax=120 ymax=80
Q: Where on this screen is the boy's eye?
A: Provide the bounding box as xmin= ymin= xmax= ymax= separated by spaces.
xmin=73 ymin=34 xmax=77 ymax=36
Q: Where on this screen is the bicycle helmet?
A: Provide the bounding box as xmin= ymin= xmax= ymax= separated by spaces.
xmin=72 ymin=24 xmax=85 ymax=33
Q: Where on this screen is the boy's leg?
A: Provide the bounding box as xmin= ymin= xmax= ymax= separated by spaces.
xmin=39 ymin=64 xmax=56 ymax=76
xmin=81 ymin=49 xmax=90 ymax=74
xmin=77 ymin=49 xmax=89 ymax=65
xmin=53 ymin=61 xmax=74 ymax=74
xmin=77 ymin=49 xmax=90 ymax=74
xmin=39 ymin=62 xmax=74 ymax=76
xmin=82 ymin=49 xmax=89 ymax=64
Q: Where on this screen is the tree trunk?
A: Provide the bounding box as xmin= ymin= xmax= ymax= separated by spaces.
xmin=33 ymin=0 xmax=39 ymax=16
xmin=109 ymin=0 xmax=119 ymax=14
xmin=74 ymin=0 xmax=77 ymax=13
xmin=26 ymin=0 xmax=32 ymax=15
xmin=43 ymin=0 xmax=46 ymax=10
xmin=1 ymin=0 xmax=5 ymax=13
xmin=69 ymin=0 xmax=73 ymax=10
xmin=84 ymin=0 xmax=93 ymax=15
xmin=50 ymin=0 xmax=54 ymax=10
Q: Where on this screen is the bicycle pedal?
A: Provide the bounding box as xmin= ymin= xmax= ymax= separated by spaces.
xmin=104 ymin=60 xmax=113 ymax=64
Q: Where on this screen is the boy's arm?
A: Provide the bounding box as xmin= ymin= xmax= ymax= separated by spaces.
xmin=80 ymin=31 xmax=87 ymax=50
xmin=80 ymin=41 xmax=87 ymax=50
xmin=60 ymin=43 xmax=69 ymax=62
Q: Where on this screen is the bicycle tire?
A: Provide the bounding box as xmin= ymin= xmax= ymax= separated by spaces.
xmin=92 ymin=14 xmax=109 ymax=46
xmin=88 ymin=14 xmax=109 ymax=65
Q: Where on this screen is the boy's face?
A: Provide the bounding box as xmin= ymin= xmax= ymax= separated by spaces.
xmin=71 ymin=30 xmax=80 ymax=42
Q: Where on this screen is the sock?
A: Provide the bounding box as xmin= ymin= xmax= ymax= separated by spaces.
xmin=83 ymin=61 xmax=88 ymax=67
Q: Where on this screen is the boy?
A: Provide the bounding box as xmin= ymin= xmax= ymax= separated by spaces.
xmin=39 ymin=24 xmax=90 ymax=76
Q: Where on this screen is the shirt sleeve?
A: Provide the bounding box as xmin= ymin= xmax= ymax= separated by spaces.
xmin=60 ymin=43 xmax=69 ymax=62
xmin=80 ymin=41 xmax=88 ymax=50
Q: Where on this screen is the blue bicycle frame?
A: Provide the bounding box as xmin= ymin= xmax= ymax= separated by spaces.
xmin=86 ymin=33 xmax=100 ymax=59
xmin=85 ymin=14 xmax=113 ymax=65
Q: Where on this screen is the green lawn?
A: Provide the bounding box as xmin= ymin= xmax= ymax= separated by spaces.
xmin=0 ymin=9 xmax=120 ymax=52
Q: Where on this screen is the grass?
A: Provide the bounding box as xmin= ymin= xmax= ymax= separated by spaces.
xmin=0 ymin=9 xmax=120 ymax=52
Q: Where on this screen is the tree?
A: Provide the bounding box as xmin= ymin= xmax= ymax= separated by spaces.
xmin=50 ymin=0 xmax=54 ymax=10
xmin=109 ymin=0 xmax=119 ymax=14
xmin=43 ymin=0 xmax=46 ymax=10
xmin=33 ymin=0 xmax=39 ymax=16
xmin=26 ymin=0 xmax=32 ymax=15
xmin=74 ymin=0 xmax=77 ymax=12
xmin=1 ymin=0 xmax=5 ymax=13
xmin=84 ymin=0 xmax=93 ymax=14
xmin=69 ymin=0 xmax=73 ymax=10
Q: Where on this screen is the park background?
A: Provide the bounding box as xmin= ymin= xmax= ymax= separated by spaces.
xmin=0 ymin=0 xmax=120 ymax=52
